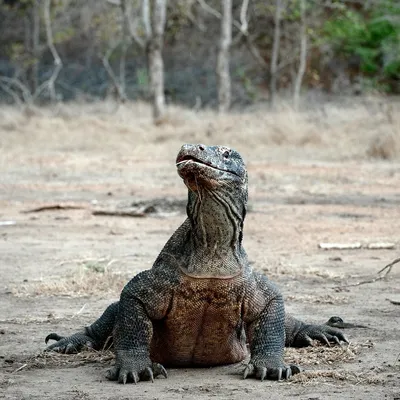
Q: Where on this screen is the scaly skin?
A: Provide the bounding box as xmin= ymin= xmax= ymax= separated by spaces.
xmin=46 ymin=144 xmax=348 ymax=383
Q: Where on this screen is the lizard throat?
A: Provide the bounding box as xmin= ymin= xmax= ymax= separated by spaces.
xmin=182 ymin=189 xmax=245 ymax=278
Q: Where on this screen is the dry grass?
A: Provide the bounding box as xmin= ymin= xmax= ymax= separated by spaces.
xmin=12 ymin=341 xmax=381 ymax=387
xmin=367 ymin=132 xmax=399 ymax=159
xmin=285 ymin=294 xmax=349 ymax=304
xmin=11 ymin=258 xmax=129 ymax=298
xmin=0 ymin=96 xmax=399 ymax=164
xmin=285 ymin=341 xmax=386 ymax=385
xmin=285 ymin=342 xmax=365 ymax=367
xmin=261 ymin=263 xmax=345 ymax=281
xmin=13 ymin=349 xmax=115 ymax=373
xmin=289 ymin=369 xmax=385 ymax=385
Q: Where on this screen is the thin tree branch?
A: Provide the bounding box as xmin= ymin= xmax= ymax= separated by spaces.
xmin=120 ymin=0 xmax=146 ymax=49
xmin=334 ymin=257 xmax=400 ymax=289
xmin=101 ymin=42 xmax=127 ymax=101
xmin=198 ymin=0 xmax=267 ymax=68
xmin=0 ymin=77 xmax=33 ymax=104
xmin=0 ymin=82 xmax=23 ymax=105
xmin=239 ymin=0 xmax=249 ymax=35
xmin=142 ymin=0 xmax=152 ymax=42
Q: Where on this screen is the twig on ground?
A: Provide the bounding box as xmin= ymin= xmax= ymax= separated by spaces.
xmin=334 ymin=257 xmax=400 ymax=289
xmin=376 ymin=257 xmax=400 ymax=275
xmin=319 ymin=242 xmax=362 ymax=250
xmin=92 ymin=209 xmax=146 ymax=218
xmin=386 ymin=298 xmax=400 ymax=305
xmin=319 ymin=242 xmax=395 ymax=250
xmin=57 ymin=257 xmax=117 ymax=267
xmin=13 ymin=363 xmax=28 ymax=373
xmin=72 ymin=304 xmax=87 ymax=318
xmin=21 ymin=204 xmax=86 ymax=213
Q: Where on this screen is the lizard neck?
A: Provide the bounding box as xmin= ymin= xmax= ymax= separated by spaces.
xmin=183 ymin=188 xmax=246 ymax=278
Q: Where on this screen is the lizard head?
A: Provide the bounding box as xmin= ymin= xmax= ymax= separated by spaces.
xmin=176 ymin=144 xmax=247 ymax=194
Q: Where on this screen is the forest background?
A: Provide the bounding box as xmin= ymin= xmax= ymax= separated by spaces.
xmin=0 ymin=0 xmax=399 ymax=122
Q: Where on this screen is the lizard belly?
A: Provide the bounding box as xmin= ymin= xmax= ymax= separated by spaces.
xmin=150 ymin=276 xmax=248 ymax=366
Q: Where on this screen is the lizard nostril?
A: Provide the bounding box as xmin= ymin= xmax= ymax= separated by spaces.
xmin=198 ymin=145 xmax=205 ymax=151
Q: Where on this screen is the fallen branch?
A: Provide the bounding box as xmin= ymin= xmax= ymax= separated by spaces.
xmin=376 ymin=257 xmax=400 ymax=275
xmin=319 ymin=242 xmax=362 ymax=250
xmin=13 ymin=363 xmax=28 ymax=373
xmin=319 ymin=242 xmax=395 ymax=250
xmin=386 ymin=298 xmax=400 ymax=305
xmin=92 ymin=209 xmax=146 ymax=218
xmin=334 ymin=257 xmax=400 ymax=289
xmin=0 ymin=221 xmax=16 ymax=226
xmin=21 ymin=204 xmax=86 ymax=213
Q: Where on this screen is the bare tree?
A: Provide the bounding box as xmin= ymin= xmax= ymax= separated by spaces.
xmin=101 ymin=0 xmax=144 ymax=102
xmin=217 ymin=0 xmax=232 ymax=112
xmin=119 ymin=0 xmax=165 ymax=123
xmin=270 ymin=0 xmax=283 ymax=108
xmin=24 ymin=0 xmax=41 ymax=94
xmin=43 ymin=0 xmax=62 ymax=101
xmin=148 ymin=0 xmax=167 ymax=123
xmin=142 ymin=0 xmax=152 ymax=43
xmin=293 ymin=0 xmax=307 ymax=110
xmin=101 ymin=40 xmax=128 ymax=101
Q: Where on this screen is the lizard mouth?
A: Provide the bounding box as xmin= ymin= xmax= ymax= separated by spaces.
xmin=176 ymin=155 xmax=239 ymax=177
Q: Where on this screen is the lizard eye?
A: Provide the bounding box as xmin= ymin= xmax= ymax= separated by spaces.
xmin=223 ymin=151 xmax=230 ymax=159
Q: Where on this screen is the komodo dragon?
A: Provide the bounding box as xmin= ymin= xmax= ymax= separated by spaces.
xmin=45 ymin=143 xmax=348 ymax=383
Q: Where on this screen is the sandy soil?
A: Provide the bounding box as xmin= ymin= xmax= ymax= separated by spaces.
xmin=0 ymin=101 xmax=399 ymax=399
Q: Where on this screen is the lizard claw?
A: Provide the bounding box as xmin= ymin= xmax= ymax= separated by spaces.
xmin=243 ymin=363 xmax=254 ymax=379
xmin=132 ymin=372 xmax=139 ymax=384
xmin=145 ymin=367 xmax=154 ymax=383
xmin=45 ymin=333 xmax=65 ymax=344
xmin=294 ymin=324 xmax=349 ymax=347
xmin=44 ymin=332 xmax=94 ymax=353
xmin=106 ymin=366 xmax=119 ymax=381
xmin=106 ymin=350 xmax=167 ymax=384
xmin=257 ymin=367 xmax=267 ymax=381
xmin=152 ymin=363 xmax=168 ymax=379
xmin=243 ymin=357 xmax=299 ymax=381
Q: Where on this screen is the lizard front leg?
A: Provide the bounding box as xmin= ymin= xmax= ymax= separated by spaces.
xmin=106 ymin=270 xmax=172 ymax=384
xmin=105 ymin=296 xmax=167 ymax=384
xmin=243 ymin=274 xmax=296 ymax=381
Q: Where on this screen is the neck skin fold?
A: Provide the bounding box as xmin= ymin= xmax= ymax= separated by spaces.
xmin=182 ymin=186 xmax=246 ymax=278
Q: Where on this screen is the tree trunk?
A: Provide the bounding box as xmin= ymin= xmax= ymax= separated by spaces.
xmin=25 ymin=0 xmax=40 ymax=94
xmin=148 ymin=0 xmax=166 ymax=124
xmin=43 ymin=0 xmax=62 ymax=102
xmin=293 ymin=0 xmax=307 ymax=110
xmin=217 ymin=0 xmax=232 ymax=112
xmin=270 ymin=0 xmax=282 ymax=109
xmin=119 ymin=0 xmax=132 ymax=101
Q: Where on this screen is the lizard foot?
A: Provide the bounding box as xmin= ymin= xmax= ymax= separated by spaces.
xmin=106 ymin=350 xmax=167 ymax=384
xmin=294 ymin=324 xmax=349 ymax=347
xmin=243 ymin=355 xmax=301 ymax=381
xmin=45 ymin=332 xmax=95 ymax=353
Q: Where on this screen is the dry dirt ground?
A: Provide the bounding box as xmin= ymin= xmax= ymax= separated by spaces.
xmin=0 ymin=100 xmax=400 ymax=399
